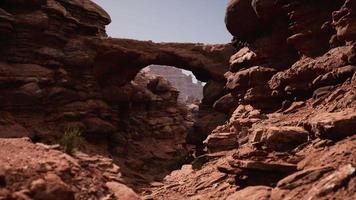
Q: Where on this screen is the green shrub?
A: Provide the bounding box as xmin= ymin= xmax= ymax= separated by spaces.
xmin=59 ymin=128 xmax=83 ymax=155
xmin=192 ymin=155 xmax=208 ymax=170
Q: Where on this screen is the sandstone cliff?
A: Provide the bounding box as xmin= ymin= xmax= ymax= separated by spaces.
xmin=0 ymin=0 xmax=356 ymax=200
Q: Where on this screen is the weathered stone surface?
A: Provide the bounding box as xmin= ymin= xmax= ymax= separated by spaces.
xmin=188 ymin=108 xmax=227 ymax=144
xmin=283 ymin=101 xmax=306 ymax=114
xmin=205 ymin=104 xmax=265 ymax=151
xmin=229 ymin=159 xmax=297 ymax=173
xmin=204 ymin=132 xmax=238 ymax=152
xmin=276 ymin=166 xmax=334 ymax=190
xmin=147 ymin=65 xmax=204 ymax=102
xmin=229 ymin=47 xmax=259 ymax=72
xmin=225 ymin=0 xmax=261 ymax=40
xmin=0 ymin=1 xmax=233 ymax=191
xmin=213 ymin=93 xmax=237 ymax=114
xmin=0 ymin=62 xmax=53 ymax=84
xmin=251 ymin=0 xmax=280 ymax=21
xmin=306 ymin=164 xmax=355 ymax=199
xmin=285 ymin=0 xmax=342 ymax=57
xmin=105 ymin=182 xmax=141 ymax=200
xmin=30 ymin=173 xmax=75 ymax=200
xmin=83 ymin=117 xmax=116 ymax=134
xmin=224 ymin=66 xmax=278 ymax=109
xmin=93 ymin=39 xmax=234 ymax=86
xmin=269 ymin=46 xmax=351 ymax=96
xmin=308 ymin=109 xmax=356 ymax=140
xmin=148 ymin=76 xmax=174 ymax=94
xmin=0 ymin=0 xmax=234 ymax=156
xmin=226 ymin=66 xmax=276 ymax=92
xmin=227 ymin=186 xmax=272 ymax=200
xmin=333 ymin=0 xmax=356 ymax=42
xmin=312 ymin=65 xmax=356 ymax=89
xmin=0 ymin=8 xmax=14 ymax=42
xmin=252 ymin=126 xmax=309 ymax=151
xmin=0 ymin=137 xmax=137 ymax=199
xmin=151 ymin=1 xmax=356 ymax=198
xmin=0 ymin=113 xmax=30 ymax=138
xmin=201 ymin=80 xmax=226 ymax=106
xmin=1 ymin=1 xmax=356 ymax=199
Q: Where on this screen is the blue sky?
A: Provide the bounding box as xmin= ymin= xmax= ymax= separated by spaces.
xmin=92 ymin=0 xmax=231 ymax=44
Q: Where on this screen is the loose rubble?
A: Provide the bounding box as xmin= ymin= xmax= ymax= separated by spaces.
xmin=0 ymin=0 xmax=355 ymax=199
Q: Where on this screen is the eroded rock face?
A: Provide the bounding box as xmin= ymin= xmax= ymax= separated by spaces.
xmin=308 ymin=109 xmax=356 ymax=140
xmin=150 ymin=0 xmax=355 ymax=198
xmin=252 ymin=126 xmax=309 ymax=151
xmin=0 ymin=2 xmax=236 ymax=167
xmin=227 ymin=186 xmax=272 ymax=200
xmin=105 ymin=182 xmax=142 ymax=200
xmin=225 ymin=0 xmax=261 ymax=40
xmin=333 ymin=0 xmax=356 ymax=43
xmin=0 ymin=0 xmax=234 ymax=194
xmin=285 ymin=0 xmax=343 ymax=57
xmin=0 ymin=137 xmax=138 ymax=200
xmin=93 ymin=39 xmax=234 ymax=86
xmin=223 ymin=0 xmax=355 ymax=111
xmin=30 ymin=173 xmax=75 ymax=200
xmin=1 ymin=0 xmax=356 ymax=199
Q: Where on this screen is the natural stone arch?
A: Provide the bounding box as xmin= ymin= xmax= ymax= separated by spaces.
xmin=92 ymin=38 xmax=235 ymax=87
xmin=91 ymin=38 xmax=235 ymax=145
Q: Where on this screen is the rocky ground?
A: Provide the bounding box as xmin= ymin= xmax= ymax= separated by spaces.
xmin=149 ymin=80 xmax=356 ymax=200
xmin=0 ymin=137 xmax=140 ymax=200
xmin=0 ymin=0 xmax=356 ymax=199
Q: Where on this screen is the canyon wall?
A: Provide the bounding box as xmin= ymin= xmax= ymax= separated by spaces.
xmin=0 ymin=0 xmax=355 ymax=199
xmin=0 ymin=0 xmax=232 ymax=143
xmin=0 ymin=0 xmax=233 ymax=197
xmin=162 ymin=0 xmax=356 ymax=199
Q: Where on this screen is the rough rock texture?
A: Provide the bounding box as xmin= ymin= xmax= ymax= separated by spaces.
xmin=149 ymin=0 xmax=356 ymax=199
xmin=107 ymin=71 xmax=195 ymax=190
xmin=224 ymin=0 xmax=355 ymax=110
xmin=0 ymin=0 xmax=232 ymax=193
xmin=1 ymin=0 xmax=356 ymax=199
xmin=146 ymin=65 xmax=205 ymax=102
xmin=0 ymin=137 xmax=139 ymax=200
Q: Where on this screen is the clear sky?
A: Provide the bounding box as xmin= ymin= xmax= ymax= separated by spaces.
xmin=92 ymin=0 xmax=232 ymax=44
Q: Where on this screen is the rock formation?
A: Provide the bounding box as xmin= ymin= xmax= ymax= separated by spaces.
xmin=0 ymin=0 xmax=231 ymax=196
xmin=144 ymin=65 xmax=204 ymax=103
xmin=0 ymin=137 xmax=136 ymax=200
xmin=0 ymin=0 xmax=356 ymax=199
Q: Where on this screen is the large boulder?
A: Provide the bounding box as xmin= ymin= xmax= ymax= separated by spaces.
xmin=226 ymin=66 xmax=276 ymax=92
xmin=204 ymin=132 xmax=238 ymax=153
xmin=251 ymin=0 xmax=281 ymax=21
xmin=333 ymin=0 xmax=356 ymax=42
xmin=213 ymin=93 xmax=238 ymax=114
xmin=201 ymin=80 xmax=226 ymax=106
xmin=225 ymin=0 xmax=261 ymax=40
